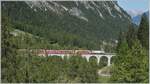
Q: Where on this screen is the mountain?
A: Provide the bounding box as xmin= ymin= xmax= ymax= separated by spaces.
xmin=127 ymin=10 xmax=144 ymax=18
xmin=143 ymin=11 xmax=149 ymax=18
xmin=132 ymin=14 xmax=142 ymax=25
xmin=2 ymin=1 xmax=131 ymax=49
xmin=132 ymin=11 xmax=149 ymax=25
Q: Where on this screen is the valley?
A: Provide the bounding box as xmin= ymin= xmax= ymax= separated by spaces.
xmin=1 ymin=1 xmax=149 ymax=83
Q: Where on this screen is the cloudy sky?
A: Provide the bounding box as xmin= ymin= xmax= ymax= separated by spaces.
xmin=117 ymin=0 xmax=149 ymax=17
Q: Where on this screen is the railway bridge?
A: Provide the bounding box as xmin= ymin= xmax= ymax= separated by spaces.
xmin=38 ymin=50 xmax=116 ymax=66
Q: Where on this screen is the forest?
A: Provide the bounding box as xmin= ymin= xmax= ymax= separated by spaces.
xmin=1 ymin=12 xmax=149 ymax=83
xmin=111 ymin=13 xmax=149 ymax=83
xmin=1 ymin=1 xmax=149 ymax=83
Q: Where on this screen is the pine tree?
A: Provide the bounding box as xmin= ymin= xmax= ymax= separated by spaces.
xmin=111 ymin=40 xmax=130 ymax=82
xmin=116 ymin=31 xmax=126 ymax=53
xmin=1 ymin=16 xmax=17 ymax=82
xmin=130 ymin=40 xmax=148 ymax=82
xmin=126 ymin=24 xmax=137 ymax=48
xmin=111 ymin=39 xmax=148 ymax=83
xmin=137 ymin=14 xmax=149 ymax=49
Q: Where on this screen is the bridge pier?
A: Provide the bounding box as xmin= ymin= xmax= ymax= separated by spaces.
xmin=107 ymin=56 xmax=113 ymax=66
xmin=97 ymin=57 xmax=100 ymax=64
xmin=96 ymin=56 xmax=101 ymax=64
xmin=85 ymin=56 xmax=90 ymax=62
xmin=107 ymin=57 xmax=111 ymax=66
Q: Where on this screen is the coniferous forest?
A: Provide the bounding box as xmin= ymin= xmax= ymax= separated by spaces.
xmin=1 ymin=1 xmax=149 ymax=83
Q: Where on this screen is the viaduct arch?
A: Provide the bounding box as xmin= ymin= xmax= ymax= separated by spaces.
xmin=81 ymin=54 xmax=115 ymax=66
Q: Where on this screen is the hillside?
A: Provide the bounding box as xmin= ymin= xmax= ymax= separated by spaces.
xmin=2 ymin=1 xmax=132 ymax=49
xmin=10 ymin=28 xmax=77 ymax=50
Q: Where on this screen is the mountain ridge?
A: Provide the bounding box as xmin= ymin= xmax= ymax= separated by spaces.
xmin=25 ymin=1 xmax=131 ymax=21
xmin=2 ymin=1 xmax=132 ymax=49
xmin=132 ymin=11 xmax=149 ymax=25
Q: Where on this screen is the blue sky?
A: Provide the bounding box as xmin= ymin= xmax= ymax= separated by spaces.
xmin=117 ymin=0 xmax=149 ymax=17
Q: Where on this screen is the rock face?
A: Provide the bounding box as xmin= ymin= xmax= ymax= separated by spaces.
xmin=2 ymin=1 xmax=131 ymax=49
xmin=25 ymin=1 xmax=130 ymax=21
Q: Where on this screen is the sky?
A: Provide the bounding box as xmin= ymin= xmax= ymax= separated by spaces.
xmin=117 ymin=0 xmax=149 ymax=17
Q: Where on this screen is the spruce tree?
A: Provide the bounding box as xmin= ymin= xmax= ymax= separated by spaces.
xmin=1 ymin=16 xmax=17 ymax=82
xmin=126 ymin=24 xmax=137 ymax=48
xmin=111 ymin=39 xmax=148 ymax=83
xmin=111 ymin=40 xmax=131 ymax=82
xmin=116 ymin=31 xmax=126 ymax=53
xmin=137 ymin=14 xmax=149 ymax=49
xmin=130 ymin=40 xmax=148 ymax=82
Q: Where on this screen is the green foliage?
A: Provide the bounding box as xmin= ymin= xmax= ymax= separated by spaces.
xmin=137 ymin=14 xmax=149 ymax=49
xmin=99 ymin=56 xmax=108 ymax=68
xmin=2 ymin=1 xmax=148 ymax=83
xmin=116 ymin=31 xmax=126 ymax=53
xmin=111 ymin=40 xmax=148 ymax=83
xmin=112 ymin=16 xmax=149 ymax=82
xmin=111 ymin=40 xmax=130 ymax=82
xmin=126 ymin=24 xmax=137 ymax=48
xmin=4 ymin=55 xmax=100 ymax=83
xmin=98 ymin=76 xmax=111 ymax=83
xmin=1 ymin=16 xmax=18 ymax=82
xmin=1 ymin=15 xmax=108 ymax=83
